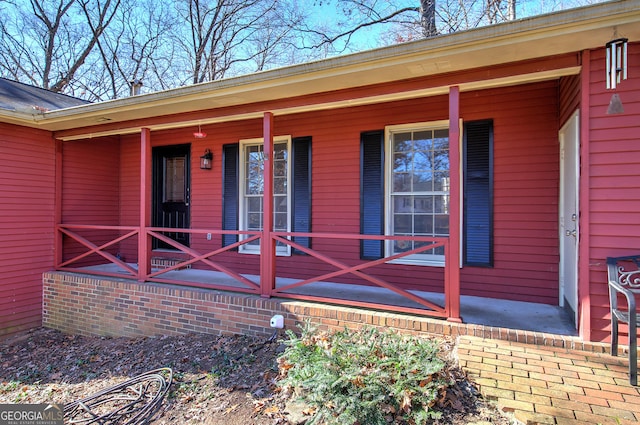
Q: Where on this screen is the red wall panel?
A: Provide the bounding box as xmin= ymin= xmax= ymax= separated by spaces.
xmin=586 ymin=43 xmax=640 ymax=342
xmin=61 ymin=137 xmax=120 ymax=265
xmin=0 ymin=123 xmax=54 ymax=338
xmin=559 ymin=74 xmax=581 ymax=127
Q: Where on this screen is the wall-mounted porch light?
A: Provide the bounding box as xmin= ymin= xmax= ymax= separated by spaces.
xmin=200 ymin=149 xmax=213 ymax=170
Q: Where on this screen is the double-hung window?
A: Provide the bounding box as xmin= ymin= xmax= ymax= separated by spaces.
xmin=361 ymin=119 xmax=492 ymax=267
xmin=239 ymin=136 xmax=291 ymax=255
xmin=386 ymin=121 xmax=450 ymax=265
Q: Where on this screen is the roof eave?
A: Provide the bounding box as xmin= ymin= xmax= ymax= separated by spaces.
xmin=7 ymin=0 xmax=640 ymax=134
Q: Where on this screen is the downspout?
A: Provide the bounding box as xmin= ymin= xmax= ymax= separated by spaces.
xmin=579 ymin=50 xmax=592 ymax=341
xmin=447 ymin=86 xmax=462 ymax=322
xmin=260 ymin=112 xmax=275 ymax=297
xmin=138 ymin=128 xmax=152 ymax=281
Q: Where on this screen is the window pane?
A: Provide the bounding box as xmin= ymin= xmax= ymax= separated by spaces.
xmin=434 ymin=171 xmax=449 ymax=192
xmin=434 ymin=149 xmax=449 ymax=171
xmin=393 ymin=214 xmax=412 ymax=234
xmin=434 ymin=214 xmax=449 ymax=235
xmin=248 ymin=212 xmax=262 ymax=230
xmin=393 ymin=172 xmax=411 ymax=192
xmin=414 ymin=196 xmax=433 ymax=213
xmin=164 ymin=157 xmax=185 ymax=202
xmin=393 ymin=133 xmax=412 ymax=151
xmin=434 ymin=195 xmax=449 ymax=214
xmin=413 ymin=150 xmax=431 ymax=171
xmin=413 ymin=131 xmax=433 ymax=151
xmin=393 ymin=196 xmax=413 ymax=213
xmin=412 ymin=170 xmax=433 ymax=191
xmin=248 ymin=197 xmax=262 ymax=213
xmin=414 ymin=215 xmax=432 ymax=234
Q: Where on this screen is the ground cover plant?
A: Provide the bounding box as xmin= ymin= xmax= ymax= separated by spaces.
xmin=278 ymin=323 xmax=455 ymax=424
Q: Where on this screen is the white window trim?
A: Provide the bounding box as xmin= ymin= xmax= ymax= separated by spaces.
xmin=384 ymin=120 xmax=454 ymax=267
xmin=239 ymin=135 xmax=292 ymax=256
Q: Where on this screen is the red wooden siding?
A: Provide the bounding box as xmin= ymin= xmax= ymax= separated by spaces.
xmin=559 ymin=74 xmax=581 ymax=127
xmin=459 ymin=82 xmax=560 ymax=304
xmin=61 ymin=137 xmax=120 ymax=265
xmin=103 ymin=80 xmax=560 ymax=304
xmin=0 ymin=123 xmax=54 ymax=338
xmin=586 ymin=43 xmax=640 ymax=343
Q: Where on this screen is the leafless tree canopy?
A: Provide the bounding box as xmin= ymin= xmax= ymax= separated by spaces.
xmin=0 ymin=0 xmax=602 ymax=101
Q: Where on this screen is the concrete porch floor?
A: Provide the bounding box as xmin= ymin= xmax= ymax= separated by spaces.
xmin=85 ymin=264 xmax=578 ymax=337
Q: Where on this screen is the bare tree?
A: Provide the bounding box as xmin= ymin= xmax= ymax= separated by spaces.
xmin=0 ymin=0 xmax=120 ymax=95
xmin=175 ymin=0 xmax=297 ymax=84
xmin=86 ymin=0 xmax=178 ymax=99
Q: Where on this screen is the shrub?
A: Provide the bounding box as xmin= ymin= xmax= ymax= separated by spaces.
xmin=278 ymin=322 xmax=451 ymax=424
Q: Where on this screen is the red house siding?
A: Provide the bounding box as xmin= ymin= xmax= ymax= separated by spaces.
xmin=104 ymin=80 xmax=560 ymax=304
xmin=586 ymin=44 xmax=640 ymax=343
xmin=0 ymin=123 xmax=54 ymax=338
xmin=460 ymin=82 xmax=560 ymax=304
xmin=60 ymin=138 xmax=120 ymax=265
xmin=559 ymin=74 xmax=581 ymax=127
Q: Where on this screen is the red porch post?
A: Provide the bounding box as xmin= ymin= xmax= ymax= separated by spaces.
xmin=447 ymin=86 xmax=462 ymax=322
xmin=54 ymin=139 xmax=63 ymax=267
xmin=138 ymin=128 xmax=152 ymax=281
xmin=260 ymin=112 xmax=276 ymax=297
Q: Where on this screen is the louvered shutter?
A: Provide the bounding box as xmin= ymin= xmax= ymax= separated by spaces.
xmin=463 ymin=120 xmax=493 ymax=266
xmin=222 ymin=144 xmax=239 ymax=247
xmin=292 ymin=136 xmax=312 ymax=254
xmin=360 ymin=131 xmax=384 ymax=259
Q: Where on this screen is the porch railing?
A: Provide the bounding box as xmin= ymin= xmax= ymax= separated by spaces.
xmin=55 ymin=224 xmax=459 ymax=320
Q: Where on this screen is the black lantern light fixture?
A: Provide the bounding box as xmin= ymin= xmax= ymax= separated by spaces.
xmin=200 ymin=149 xmax=213 ymax=170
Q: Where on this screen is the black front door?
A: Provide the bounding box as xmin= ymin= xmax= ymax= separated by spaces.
xmin=153 ymin=144 xmax=190 ymax=249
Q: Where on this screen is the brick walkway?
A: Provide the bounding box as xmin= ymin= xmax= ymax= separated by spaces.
xmin=458 ymin=336 xmax=640 ymax=424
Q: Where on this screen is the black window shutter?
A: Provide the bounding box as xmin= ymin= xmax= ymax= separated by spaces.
xmin=222 ymin=143 xmax=239 ymax=247
xmin=292 ymin=136 xmax=312 ymax=254
xmin=360 ymin=130 xmax=384 ymax=259
xmin=463 ymin=120 xmax=493 ymax=267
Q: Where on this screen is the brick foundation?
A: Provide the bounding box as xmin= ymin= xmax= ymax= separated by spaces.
xmin=42 ymin=271 xmax=612 ymax=354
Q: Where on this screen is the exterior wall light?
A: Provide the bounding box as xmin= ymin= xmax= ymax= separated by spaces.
xmin=200 ymin=149 xmax=213 ymax=170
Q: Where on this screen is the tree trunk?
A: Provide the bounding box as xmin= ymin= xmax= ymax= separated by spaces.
xmin=420 ymin=0 xmax=437 ymax=37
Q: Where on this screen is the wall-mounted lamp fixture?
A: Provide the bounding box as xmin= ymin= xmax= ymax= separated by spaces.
xmin=193 ymin=124 xmax=207 ymax=139
xmin=200 ymin=149 xmax=213 ymax=169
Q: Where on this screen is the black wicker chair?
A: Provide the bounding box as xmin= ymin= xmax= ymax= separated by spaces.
xmin=606 ymin=255 xmax=640 ymax=386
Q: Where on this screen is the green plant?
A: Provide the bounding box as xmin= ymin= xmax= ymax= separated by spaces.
xmin=278 ymin=322 xmax=450 ymax=425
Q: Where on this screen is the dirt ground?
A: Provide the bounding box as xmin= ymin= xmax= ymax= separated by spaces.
xmin=0 ymin=327 xmax=516 ymax=424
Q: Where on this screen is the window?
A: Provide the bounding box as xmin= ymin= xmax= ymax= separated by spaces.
xmin=239 ymin=137 xmax=291 ymax=255
xmin=386 ymin=122 xmax=450 ymax=265
xmin=360 ymin=120 xmax=493 ymax=267
xmin=223 ymin=137 xmax=312 ymax=253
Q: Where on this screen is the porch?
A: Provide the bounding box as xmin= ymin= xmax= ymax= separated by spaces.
xmin=52 ymin=220 xmax=576 ymax=337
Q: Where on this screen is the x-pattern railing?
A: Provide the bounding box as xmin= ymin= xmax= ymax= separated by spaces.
xmin=56 ymin=224 xmax=454 ymax=318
